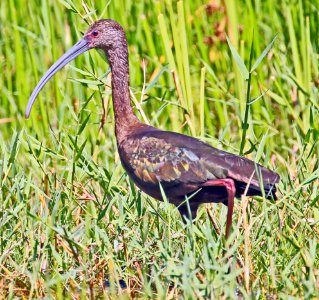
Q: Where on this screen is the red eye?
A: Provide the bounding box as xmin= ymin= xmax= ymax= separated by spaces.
xmin=92 ymin=31 xmax=99 ymax=37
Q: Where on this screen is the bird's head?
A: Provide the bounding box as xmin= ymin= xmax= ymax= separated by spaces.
xmin=85 ymin=19 xmax=125 ymax=50
xmin=25 ymin=19 xmax=125 ymax=118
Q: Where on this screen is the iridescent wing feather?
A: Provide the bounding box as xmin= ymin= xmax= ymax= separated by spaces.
xmin=123 ymin=136 xmax=215 ymax=184
xmin=120 ymin=128 xmax=279 ymax=190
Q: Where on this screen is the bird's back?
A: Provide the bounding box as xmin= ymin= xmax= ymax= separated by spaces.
xmin=118 ymin=126 xmax=280 ymax=203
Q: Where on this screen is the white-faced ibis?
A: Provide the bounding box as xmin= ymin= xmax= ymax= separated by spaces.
xmin=26 ymin=19 xmax=280 ymax=238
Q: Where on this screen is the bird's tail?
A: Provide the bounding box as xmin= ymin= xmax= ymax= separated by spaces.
xmin=235 ymin=181 xmax=278 ymax=200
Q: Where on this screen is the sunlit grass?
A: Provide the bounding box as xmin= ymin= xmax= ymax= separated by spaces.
xmin=0 ymin=0 xmax=318 ymax=298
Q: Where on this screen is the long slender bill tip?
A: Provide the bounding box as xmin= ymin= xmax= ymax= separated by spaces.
xmin=25 ymin=95 xmax=35 ymax=119
xmin=25 ymin=96 xmax=35 ymax=119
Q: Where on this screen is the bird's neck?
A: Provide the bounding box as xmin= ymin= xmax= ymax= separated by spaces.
xmin=106 ymin=43 xmax=140 ymax=143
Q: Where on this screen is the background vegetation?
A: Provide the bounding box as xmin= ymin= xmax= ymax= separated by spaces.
xmin=1 ymin=0 xmax=318 ymax=298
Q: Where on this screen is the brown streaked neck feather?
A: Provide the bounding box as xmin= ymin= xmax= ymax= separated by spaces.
xmin=105 ymin=32 xmax=140 ymax=143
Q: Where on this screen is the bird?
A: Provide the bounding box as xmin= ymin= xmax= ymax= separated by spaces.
xmin=25 ymin=19 xmax=280 ymax=239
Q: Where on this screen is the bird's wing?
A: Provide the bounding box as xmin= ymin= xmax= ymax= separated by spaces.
xmin=121 ymin=129 xmax=279 ymax=187
xmin=213 ymin=153 xmax=280 ymax=186
xmin=121 ymin=135 xmax=221 ymax=185
xmin=156 ymin=129 xmax=280 ymax=186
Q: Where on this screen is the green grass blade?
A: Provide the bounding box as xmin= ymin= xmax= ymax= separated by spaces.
xmin=251 ymin=34 xmax=277 ymax=72
xmin=226 ymin=35 xmax=249 ymax=80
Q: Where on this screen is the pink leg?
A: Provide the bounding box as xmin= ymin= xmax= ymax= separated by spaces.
xmin=203 ymin=178 xmax=236 ymax=239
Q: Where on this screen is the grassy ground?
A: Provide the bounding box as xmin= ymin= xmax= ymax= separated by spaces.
xmin=1 ymin=0 xmax=319 ymax=298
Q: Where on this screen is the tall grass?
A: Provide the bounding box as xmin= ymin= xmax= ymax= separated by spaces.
xmin=0 ymin=0 xmax=318 ymax=298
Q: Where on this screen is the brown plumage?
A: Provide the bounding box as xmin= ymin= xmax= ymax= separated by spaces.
xmin=25 ymin=19 xmax=280 ymax=238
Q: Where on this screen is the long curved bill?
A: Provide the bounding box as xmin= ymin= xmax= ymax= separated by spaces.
xmin=25 ymin=38 xmax=90 ymax=118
